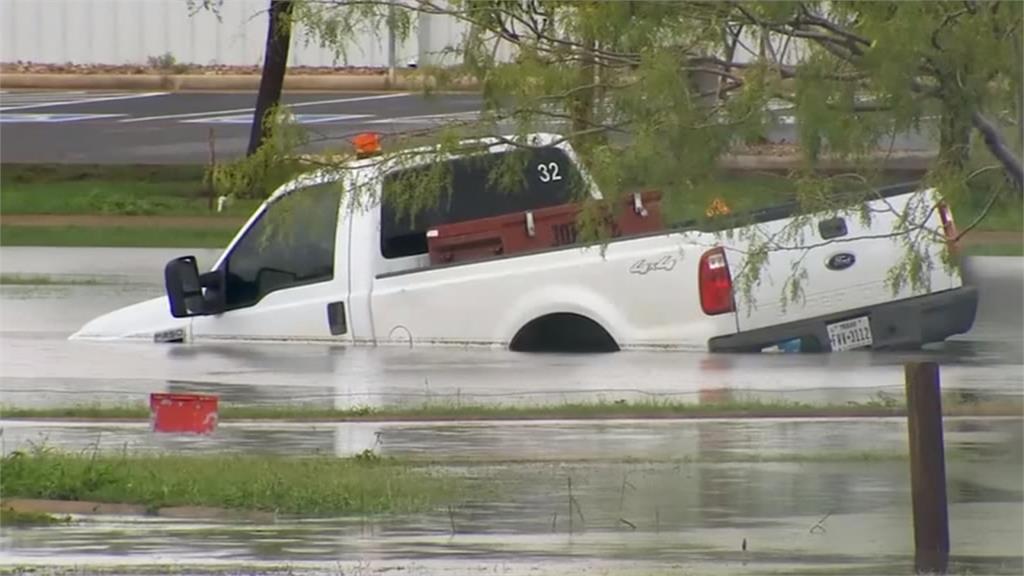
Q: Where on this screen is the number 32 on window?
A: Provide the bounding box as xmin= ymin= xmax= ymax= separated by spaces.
xmin=537 ymin=162 xmax=562 ymax=183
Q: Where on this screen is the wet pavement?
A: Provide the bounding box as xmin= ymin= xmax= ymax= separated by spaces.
xmin=0 ymin=247 xmax=1022 ymax=574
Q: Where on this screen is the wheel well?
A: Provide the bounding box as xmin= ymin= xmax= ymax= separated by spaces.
xmin=509 ymin=313 xmax=619 ymax=353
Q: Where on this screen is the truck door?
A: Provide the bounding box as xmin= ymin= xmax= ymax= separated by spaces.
xmin=190 ymin=180 xmax=353 ymax=342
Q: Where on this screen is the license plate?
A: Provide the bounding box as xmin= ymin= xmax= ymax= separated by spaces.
xmin=826 ymin=316 xmax=873 ymax=351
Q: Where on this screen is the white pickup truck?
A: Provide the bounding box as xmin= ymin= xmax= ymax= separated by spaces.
xmin=71 ymin=133 xmax=977 ymax=353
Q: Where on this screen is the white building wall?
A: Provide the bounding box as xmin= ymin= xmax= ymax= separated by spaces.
xmin=0 ymin=0 xmax=436 ymax=68
xmin=0 ymin=1 xmax=798 ymax=69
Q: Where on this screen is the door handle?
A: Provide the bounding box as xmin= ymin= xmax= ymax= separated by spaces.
xmin=327 ymin=301 xmax=347 ymax=335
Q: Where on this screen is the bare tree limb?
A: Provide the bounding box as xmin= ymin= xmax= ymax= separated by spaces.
xmin=972 ymin=110 xmax=1024 ymax=190
xmin=953 ymin=165 xmax=1009 ymax=242
xmin=796 ymin=6 xmax=871 ymax=48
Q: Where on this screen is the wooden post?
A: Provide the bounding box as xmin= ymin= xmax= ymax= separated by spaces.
xmin=905 ymin=362 xmax=950 ymax=575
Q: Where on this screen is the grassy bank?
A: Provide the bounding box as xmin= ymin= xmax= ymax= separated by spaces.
xmin=0 ymin=164 xmax=253 ymax=248
xmin=0 ymin=164 xmax=260 ymax=217
xmin=4 ymin=394 xmax=1020 ymax=421
xmin=0 ymin=507 xmax=72 ymax=526
xmin=1 ymin=163 xmax=1020 ymax=248
xmin=0 ymin=225 xmax=237 ymax=248
xmin=0 ymin=273 xmax=106 ymax=285
xmin=961 ymin=242 xmax=1024 ymax=257
xmin=1 ymin=449 xmax=459 ymax=517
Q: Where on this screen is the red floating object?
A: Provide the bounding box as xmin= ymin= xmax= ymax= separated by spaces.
xmin=149 ymin=393 xmax=219 ymax=434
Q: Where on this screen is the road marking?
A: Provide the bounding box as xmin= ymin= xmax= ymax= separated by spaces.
xmin=0 ymin=92 xmax=169 ymax=112
xmin=364 ymin=111 xmax=480 ymax=124
xmin=0 ymin=113 xmax=128 ymax=123
xmin=182 ymin=113 xmax=374 ymax=125
xmin=120 ymin=92 xmax=413 ymax=123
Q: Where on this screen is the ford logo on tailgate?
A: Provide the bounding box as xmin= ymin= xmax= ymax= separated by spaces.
xmin=826 ymin=252 xmax=856 ymax=271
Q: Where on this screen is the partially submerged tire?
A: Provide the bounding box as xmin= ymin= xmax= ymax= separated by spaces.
xmin=510 ymin=313 xmax=619 ymax=353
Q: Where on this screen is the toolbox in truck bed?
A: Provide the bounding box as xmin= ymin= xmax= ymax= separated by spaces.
xmin=426 ymin=191 xmax=664 ymax=265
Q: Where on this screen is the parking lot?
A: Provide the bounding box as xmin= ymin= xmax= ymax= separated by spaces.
xmin=0 ymin=90 xmax=484 ymax=163
xmin=0 ymin=89 xmax=937 ymax=164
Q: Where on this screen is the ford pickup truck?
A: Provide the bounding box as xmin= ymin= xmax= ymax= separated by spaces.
xmin=70 ymin=132 xmax=978 ymax=353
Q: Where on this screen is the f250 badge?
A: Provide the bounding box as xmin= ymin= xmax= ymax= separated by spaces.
xmin=630 ymin=255 xmax=677 ymax=275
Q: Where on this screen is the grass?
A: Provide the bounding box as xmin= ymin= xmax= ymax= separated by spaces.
xmin=3 ymin=394 xmax=1020 ymax=421
xmin=962 ymin=243 xmax=1024 ymax=257
xmin=1 ymin=163 xmax=1019 ymax=249
xmin=0 ymin=273 xmax=107 ymax=285
xmin=0 ymin=180 xmax=258 ymax=217
xmin=0 ymin=164 xmax=261 ymax=218
xmin=0 ymin=507 xmax=72 ymax=526
xmin=0 ymin=226 xmax=236 ymax=248
xmin=0 ymin=447 xmax=460 ymax=517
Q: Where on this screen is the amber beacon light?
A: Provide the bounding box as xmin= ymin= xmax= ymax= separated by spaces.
xmin=352 ymin=132 xmax=383 ymax=158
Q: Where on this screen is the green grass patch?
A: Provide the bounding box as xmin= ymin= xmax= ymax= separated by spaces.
xmin=4 ymin=394 xmax=1019 ymax=421
xmin=1 ymin=448 xmax=460 ymax=517
xmin=0 ymin=180 xmax=261 ymax=218
xmin=1 ymin=163 xmax=208 ymax=184
xmin=0 ymin=226 xmax=235 ymax=248
xmin=0 ymin=164 xmax=261 ymax=217
xmin=962 ymin=243 xmax=1024 ymax=257
xmin=949 ymin=193 xmax=1024 ymax=233
xmin=0 ymin=507 xmax=72 ymax=526
xmin=0 ymin=274 xmax=106 ymax=286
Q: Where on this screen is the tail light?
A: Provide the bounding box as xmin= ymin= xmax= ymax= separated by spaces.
xmin=937 ymin=201 xmax=959 ymax=255
xmin=699 ymin=247 xmax=735 ymax=315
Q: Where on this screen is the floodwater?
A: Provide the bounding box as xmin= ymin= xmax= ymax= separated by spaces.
xmin=0 ymin=247 xmax=1022 ymax=575
xmin=0 ymin=247 xmax=1022 ymax=411
xmin=1 ymin=418 xmax=1021 ymax=575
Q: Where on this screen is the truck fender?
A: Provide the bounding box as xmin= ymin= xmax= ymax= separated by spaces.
xmin=497 ymin=286 xmax=626 ymax=348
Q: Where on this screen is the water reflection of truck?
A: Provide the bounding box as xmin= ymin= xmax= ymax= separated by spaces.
xmin=71 ymin=133 xmax=977 ymax=353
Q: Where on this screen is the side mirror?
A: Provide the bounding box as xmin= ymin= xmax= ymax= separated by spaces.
xmin=165 ymin=256 xmax=226 ymax=318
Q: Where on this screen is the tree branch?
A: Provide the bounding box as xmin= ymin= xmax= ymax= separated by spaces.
xmin=972 ymin=110 xmax=1024 ymax=190
xmin=953 ymin=166 xmax=1009 ymax=242
xmin=796 ymin=7 xmax=871 ymax=48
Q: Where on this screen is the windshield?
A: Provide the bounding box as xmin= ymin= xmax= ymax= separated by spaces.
xmin=221 ymin=182 xmax=344 ymax=310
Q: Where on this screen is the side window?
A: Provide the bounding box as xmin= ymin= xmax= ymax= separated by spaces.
xmin=380 ymin=147 xmax=583 ymax=259
xmin=223 ymin=183 xmax=343 ymax=310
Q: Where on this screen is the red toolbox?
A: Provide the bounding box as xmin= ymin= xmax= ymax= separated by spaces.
xmin=427 ymin=191 xmax=664 ymax=265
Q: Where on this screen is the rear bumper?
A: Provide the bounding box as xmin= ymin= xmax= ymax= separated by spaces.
xmin=709 ymin=286 xmax=979 ymax=353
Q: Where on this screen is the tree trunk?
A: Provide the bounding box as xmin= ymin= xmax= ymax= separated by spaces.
xmin=938 ymin=98 xmax=972 ymax=173
xmin=248 ymin=0 xmax=294 ymax=156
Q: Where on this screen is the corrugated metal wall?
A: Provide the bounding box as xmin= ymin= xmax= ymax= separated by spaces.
xmin=0 ymin=1 xmax=789 ymax=69
xmin=0 ymin=0 xmax=450 ymax=68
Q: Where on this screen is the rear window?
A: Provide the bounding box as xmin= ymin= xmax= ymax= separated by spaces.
xmin=380 ymin=147 xmax=583 ymax=259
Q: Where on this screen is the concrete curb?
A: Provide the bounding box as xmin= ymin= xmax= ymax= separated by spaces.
xmin=0 ymin=73 xmax=480 ymax=92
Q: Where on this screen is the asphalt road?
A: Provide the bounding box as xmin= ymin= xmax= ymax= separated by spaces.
xmin=0 ymin=89 xmax=937 ymax=164
xmin=0 ymin=90 xmax=483 ymax=164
